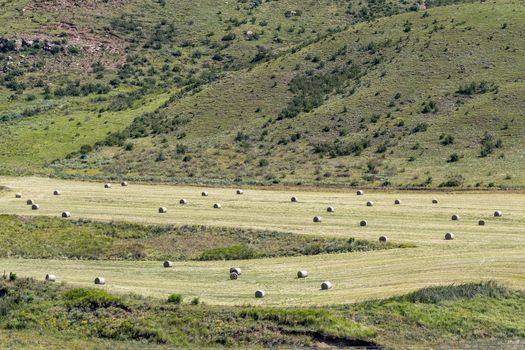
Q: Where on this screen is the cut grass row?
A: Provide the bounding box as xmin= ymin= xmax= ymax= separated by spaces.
xmin=0 ymin=177 xmax=523 ymax=306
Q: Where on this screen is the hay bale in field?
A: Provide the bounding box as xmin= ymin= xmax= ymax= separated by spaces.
xmin=31 ymin=204 xmax=39 ymax=210
xmin=494 ymin=210 xmax=503 ymax=217
xmin=291 ymin=196 xmax=298 ymax=202
xmin=432 ymin=198 xmax=438 ymax=204
xmin=255 ymin=290 xmax=265 ymax=298
xmin=451 ymin=214 xmax=460 ymax=221
xmin=163 ymin=260 xmax=173 ymax=268
xmin=230 ymin=267 xmax=242 ymax=275
xmin=445 ymin=232 xmax=455 ymax=240
xmin=478 ymin=219 xmax=486 ymax=226
xmin=366 ymin=201 xmax=374 ymax=207
xmin=179 ymin=198 xmax=188 ymax=205
xmin=213 ymin=203 xmax=222 ymax=209
xmin=236 ymin=189 xmax=244 ymax=195
xmin=379 ymin=235 xmax=388 ymax=243
xmin=26 ymin=199 xmax=34 ymax=205
xmin=230 ymin=272 xmax=239 ymax=280
xmin=62 ymin=211 xmax=71 ymax=218
xmin=94 ymin=277 xmax=105 ymax=285
xmin=327 ymin=206 xmax=335 ymax=213
xmin=297 ymin=270 xmax=308 ymax=278
xmin=313 ymin=216 xmax=322 ymax=223
xmin=201 ymin=191 xmax=209 ymax=197
xmin=15 ymin=192 xmax=22 ymax=198
xmin=45 ymin=274 xmax=56 ymax=282
xmin=321 ymin=281 xmax=333 ymax=290
xmin=121 ymin=181 xmax=128 ymax=187
xmin=53 ymin=190 xmax=61 ymax=196
xmin=357 ymin=190 xmax=364 ymax=195
xmin=104 ymin=183 xmax=111 ymax=188
xmin=360 ymin=220 xmax=368 ymax=227
xmin=394 ymin=199 xmax=401 ymax=205
xmin=158 ymin=207 xmax=168 ymax=213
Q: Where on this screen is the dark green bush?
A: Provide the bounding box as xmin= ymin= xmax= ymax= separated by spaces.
xmin=167 ymin=293 xmax=183 ymax=304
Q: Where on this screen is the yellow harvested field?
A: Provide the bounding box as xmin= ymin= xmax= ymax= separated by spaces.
xmin=0 ymin=176 xmax=524 ymax=306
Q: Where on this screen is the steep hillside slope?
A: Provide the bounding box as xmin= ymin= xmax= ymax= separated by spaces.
xmin=59 ymin=0 xmax=525 ymax=188
xmin=0 ymin=0 xmax=364 ymax=173
xmin=1 ymin=0 xmax=524 ymax=188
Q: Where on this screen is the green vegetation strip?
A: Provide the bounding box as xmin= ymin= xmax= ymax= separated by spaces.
xmin=0 ymin=215 xmax=406 ymax=261
xmin=0 ymin=278 xmax=522 ymax=349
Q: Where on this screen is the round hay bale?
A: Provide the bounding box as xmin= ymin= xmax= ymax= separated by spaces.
xmin=53 ymin=190 xmax=61 ymax=196
xmin=213 ymin=203 xmax=222 ymax=209
xmin=45 ymin=274 xmax=56 ymax=282
xmin=321 ymin=281 xmax=333 ymax=290
xmin=494 ymin=210 xmax=503 ymax=217
xmin=94 ymin=277 xmax=106 ymax=285
xmin=297 ymin=270 xmax=308 ymax=278
xmin=432 ymin=198 xmax=439 ymax=204
xmin=201 ymin=191 xmax=209 ymax=197
xmin=357 ymin=190 xmax=364 ymax=195
xmin=359 ymin=220 xmax=368 ymax=227
xmin=451 ymin=214 xmax=460 ymax=221
xmin=179 ymin=198 xmax=188 ymax=205
xmin=163 ymin=260 xmax=173 ymax=268
xmin=26 ymin=199 xmax=34 ymax=205
xmin=236 ymin=189 xmax=244 ymax=195
xmin=31 ymin=204 xmax=40 ymax=210
xmin=379 ymin=235 xmax=388 ymax=243
xmin=394 ymin=199 xmax=401 ymax=205
xmin=445 ymin=232 xmax=455 ymax=240
xmin=230 ymin=267 xmax=242 ymax=275
xmin=255 ymin=290 xmax=265 ymax=298
xmin=62 ymin=211 xmax=71 ymax=218
xmin=291 ymin=196 xmax=298 ymax=203
xmin=230 ymin=272 xmax=239 ymax=280
xmin=478 ymin=219 xmax=486 ymax=226
xmin=313 ymin=216 xmax=322 ymax=223
xmin=327 ymin=206 xmax=335 ymax=213
xmin=366 ymin=201 xmax=374 ymax=207
xmin=15 ymin=192 xmax=22 ymax=198
xmin=158 ymin=207 xmax=168 ymax=213
xmin=121 ymin=181 xmax=128 ymax=187
xmin=104 ymin=183 xmax=111 ymax=189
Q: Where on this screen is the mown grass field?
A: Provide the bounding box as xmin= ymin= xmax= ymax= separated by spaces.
xmin=0 ymin=177 xmax=523 ymax=307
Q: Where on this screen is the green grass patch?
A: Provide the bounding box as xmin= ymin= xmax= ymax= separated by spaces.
xmin=0 ymin=215 xmax=404 ymax=261
xmin=0 ymin=278 xmax=523 ymax=349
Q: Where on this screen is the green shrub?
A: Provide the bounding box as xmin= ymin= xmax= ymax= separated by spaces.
xmin=167 ymin=293 xmax=183 ymax=304
xmin=64 ymin=288 xmax=129 ymax=311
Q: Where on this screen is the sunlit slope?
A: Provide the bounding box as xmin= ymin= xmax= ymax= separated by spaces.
xmin=67 ymin=0 xmax=525 ymax=188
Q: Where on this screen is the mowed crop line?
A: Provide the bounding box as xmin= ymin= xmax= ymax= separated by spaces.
xmin=0 ymin=176 xmax=524 ymax=306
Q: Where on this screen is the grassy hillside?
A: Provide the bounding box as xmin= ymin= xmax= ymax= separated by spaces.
xmin=0 ymin=0 xmax=372 ymax=175
xmin=54 ymin=0 xmax=525 ymax=188
xmin=1 ymin=0 xmax=523 ymax=187
xmin=0 ymin=278 xmax=523 ymax=349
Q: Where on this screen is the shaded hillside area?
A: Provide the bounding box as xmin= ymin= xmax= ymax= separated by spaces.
xmin=0 ymin=0 xmax=524 ymax=188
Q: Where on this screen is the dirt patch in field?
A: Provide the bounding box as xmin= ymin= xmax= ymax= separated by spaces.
xmin=12 ymin=20 xmax=128 ymax=71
